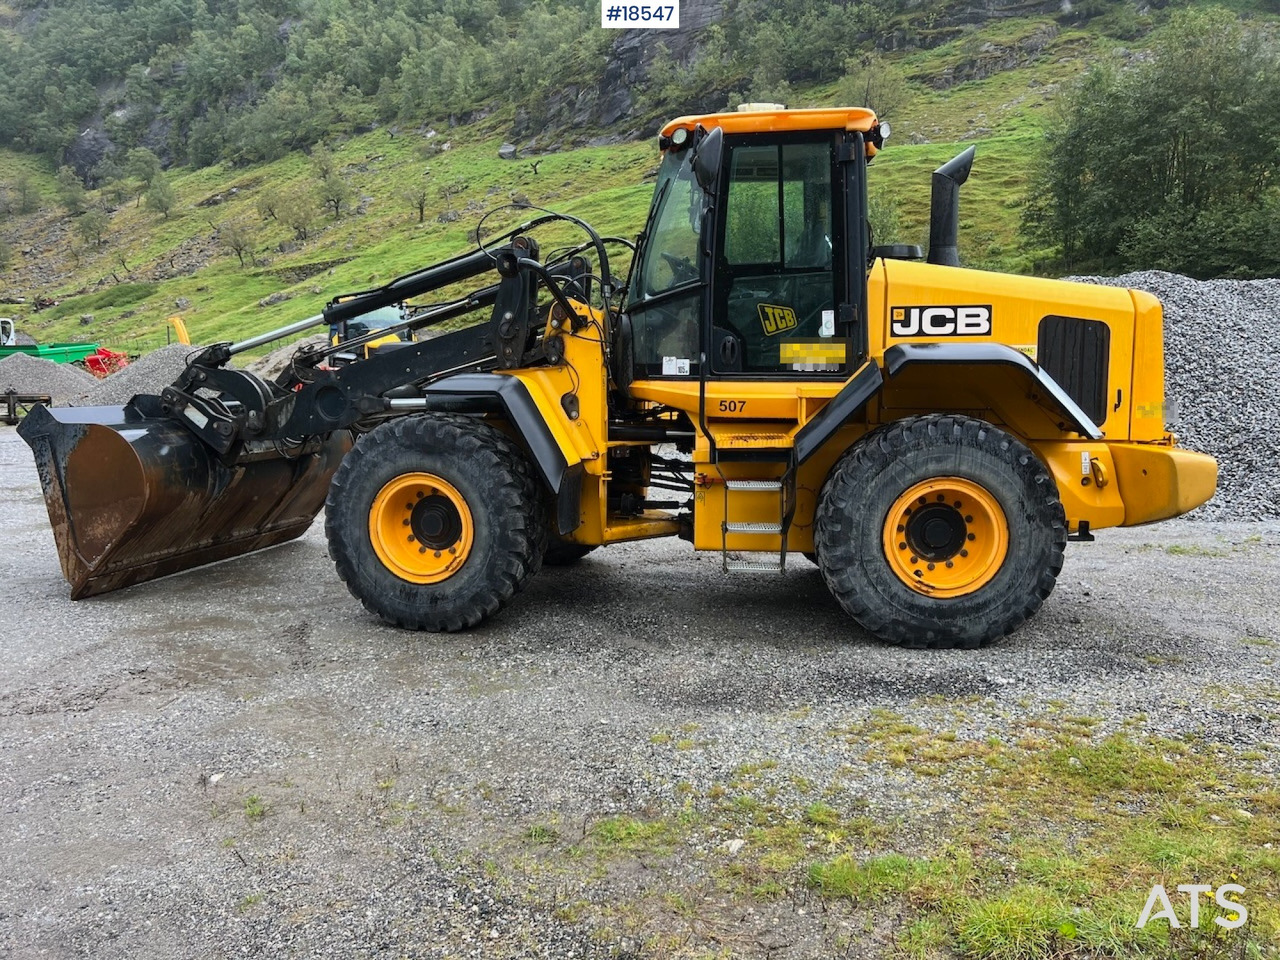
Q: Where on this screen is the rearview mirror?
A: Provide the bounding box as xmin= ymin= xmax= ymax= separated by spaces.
xmin=692 ymin=127 xmax=723 ymax=194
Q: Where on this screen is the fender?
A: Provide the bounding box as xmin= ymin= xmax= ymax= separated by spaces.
xmin=793 ymin=359 xmax=883 ymax=465
xmin=883 ymin=342 xmax=1103 ymax=440
xmin=405 ymin=373 xmax=583 ymax=535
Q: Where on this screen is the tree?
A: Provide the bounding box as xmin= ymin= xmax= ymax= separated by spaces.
xmin=256 ymin=188 xmax=282 ymax=222
xmin=74 ymin=209 xmax=109 ymax=246
xmin=276 ymin=187 xmax=317 ymax=242
xmin=55 ymin=166 xmax=86 ymax=215
xmin=402 ymin=184 xmax=430 ymax=223
xmin=316 ymin=173 xmax=351 ymax=220
xmin=124 ymin=148 xmax=162 ymax=202
xmin=310 ymin=146 xmax=337 ymax=181
xmin=0 ymin=234 xmax=12 ymax=272
xmin=438 ymin=178 xmax=467 ymax=215
xmin=221 ymin=219 xmax=256 ymax=267
xmin=1025 ymin=9 xmax=1280 ymax=277
xmin=14 ymin=176 xmax=40 ymax=215
xmin=836 ymin=54 xmax=912 ymax=120
xmin=145 ymin=173 xmax=177 ymax=219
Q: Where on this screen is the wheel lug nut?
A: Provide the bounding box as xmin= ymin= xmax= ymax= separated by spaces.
xmin=434 ymin=551 xmax=442 ymax=558
xmin=945 ymin=560 xmax=954 ymax=567
xmin=899 ymin=542 xmax=907 ymax=550
xmin=960 ymin=549 xmax=969 ymax=557
xmin=966 ymin=533 xmax=976 ymax=541
xmin=927 ymin=562 xmax=935 ymax=570
xmin=416 ymin=491 xmax=424 ymax=499
xmin=965 ymin=515 xmax=973 ymax=523
xmin=407 ymin=535 xmax=415 ymax=542
xmin=910 ymin=555 xmax=919 ymax=563
xmin=936 ymin=494 xmax=945 ymax=502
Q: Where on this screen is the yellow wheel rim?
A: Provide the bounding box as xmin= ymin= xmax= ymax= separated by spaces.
xmin=882 ymin=477 xmax=1008 ymax=598
xmin=369 ymin=473 xmax=474 ymax=584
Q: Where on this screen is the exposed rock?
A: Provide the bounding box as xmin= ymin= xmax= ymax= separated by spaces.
xmin=258 ymin=291 xmax=293 ymax=307
xmin=498 ymin=143 xmax=518 ymax=160
xmin=64 ymin=123 xmax=115 ymax=183
xmin=918 ymin=23 xmax=1059 ymax=90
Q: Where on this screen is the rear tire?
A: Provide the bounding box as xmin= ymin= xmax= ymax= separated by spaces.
xmin=815 ymin=414 xmax=1065 ymax=648
xmin=326 ymin=414 xmax=546 ymax=631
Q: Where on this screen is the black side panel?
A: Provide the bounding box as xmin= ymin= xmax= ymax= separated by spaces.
xmin=1037 ymin=316 xmax=1110 ymax=426
xmin=793 ymin=360 xmax=882 ymax=464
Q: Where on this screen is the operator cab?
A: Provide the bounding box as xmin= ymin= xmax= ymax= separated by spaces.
xmin=624 ymin=107 xmax=884 ymax=388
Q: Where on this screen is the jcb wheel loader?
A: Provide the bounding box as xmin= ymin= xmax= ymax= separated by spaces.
xmin=18 ymin=106 xmax=1218 ymax=648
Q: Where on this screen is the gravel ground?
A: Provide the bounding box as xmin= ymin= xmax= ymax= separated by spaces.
xmin=1 ymin=427 xmax=1277 ymax=958
xmin=1073 ymin=271 xmax=1280 ymax=520
xmin=242 ymin=333 xmax=330 ymax=381
xmin=81 ymin=343 xmax=203 ymax=405
xmin=0 ymin=353 xmax=98 ymax=405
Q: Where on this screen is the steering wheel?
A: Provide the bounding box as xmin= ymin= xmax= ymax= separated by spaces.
xmin=660 ymin=252 xmax=699 ymax=286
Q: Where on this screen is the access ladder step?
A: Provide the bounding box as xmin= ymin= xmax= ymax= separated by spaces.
xmin=725 ymin=479 xmax=782 ymax=491
xmin=725 ymin=558 xmax=785 ymax=573
xmin=724 ymin=522 xmax=783 ymax=534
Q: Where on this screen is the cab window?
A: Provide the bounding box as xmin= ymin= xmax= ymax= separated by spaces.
xmin=714 ymin=139 xmax=843 ymax=376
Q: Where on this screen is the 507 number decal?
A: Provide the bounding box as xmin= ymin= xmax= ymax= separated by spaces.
xmin=718 ymin=400 xmax=747 ymax=412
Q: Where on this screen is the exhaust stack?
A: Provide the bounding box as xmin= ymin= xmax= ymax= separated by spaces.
xmin=927 ymin=145 xmax=976 ymax=267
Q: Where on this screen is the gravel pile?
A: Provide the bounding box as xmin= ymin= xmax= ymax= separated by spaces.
xmin=1072 ymin=271 xmax=1280 ymax=520
xmin=0 ymin=352 xmax=98 ymax=405
xmin=82 ymin=343 xmax=201 ymax=405
xmin=242 ymin=333 xmax=329 ymax=381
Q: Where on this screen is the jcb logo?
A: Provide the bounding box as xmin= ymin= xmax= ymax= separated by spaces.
xmin=891 ymin=305 xmax=992 ymax=337
xmin=758 ymin=303 xmax=798 ymax=336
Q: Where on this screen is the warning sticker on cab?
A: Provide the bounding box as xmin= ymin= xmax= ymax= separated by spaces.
xmin=758 ymin=303 xmax=798 ymax=336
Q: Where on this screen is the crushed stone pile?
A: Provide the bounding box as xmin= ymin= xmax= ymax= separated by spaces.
xmin=0 ymin=352 xmax=98 ymax=405
xmin=242 ymin=334 xmax=329 ymax=382
xmin=82 ymin=343 xmax=203 ymax=406
xmin=1072 ymin=270 xmax=1280 ymax=521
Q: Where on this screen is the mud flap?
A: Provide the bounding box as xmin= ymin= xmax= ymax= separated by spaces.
xmin=18 ymin=403 xmax=351 ymax=598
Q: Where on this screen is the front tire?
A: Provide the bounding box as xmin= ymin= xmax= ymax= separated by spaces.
xmin=326 ymin=414 xmax=546 ymax=631
xmin=815 ymin=415 xmax=1065 ymax=648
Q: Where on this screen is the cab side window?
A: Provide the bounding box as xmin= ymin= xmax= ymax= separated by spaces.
xmin=716 ymin=140 xmax=841 ymax=375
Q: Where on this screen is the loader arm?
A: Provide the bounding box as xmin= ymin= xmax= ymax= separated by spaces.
xmin=19 ymin=224 xmax=615 ymax=600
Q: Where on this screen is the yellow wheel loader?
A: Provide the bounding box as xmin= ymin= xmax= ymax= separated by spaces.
xmin=18 ymin=106 xmax=1217 ymax=648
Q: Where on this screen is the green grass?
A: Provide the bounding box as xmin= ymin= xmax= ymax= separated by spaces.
xmin=590 ymin=815 xmax=678 ymax=854
xmin=242 ymin=794 xmax=267 ymax=820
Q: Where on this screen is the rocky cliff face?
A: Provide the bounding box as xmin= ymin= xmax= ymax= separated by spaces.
xmin=513 ymin=0 xmax=726 ymax=144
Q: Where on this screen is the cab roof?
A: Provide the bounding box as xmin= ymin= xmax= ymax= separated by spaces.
xmin=660 ymin=106 xmax=879 ymax=139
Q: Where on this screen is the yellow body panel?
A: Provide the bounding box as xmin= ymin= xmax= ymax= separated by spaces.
xmin=1111 ymin=444 xmax=1218 ymax=525
xmin=869 ymin=259 xmax=1140 ymax=440
xmin=505 ymin=263 xmax=1211 ymax=551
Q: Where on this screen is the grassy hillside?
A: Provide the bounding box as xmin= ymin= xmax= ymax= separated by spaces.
xmin=0 ymin=1 xmax=1273 ymax=355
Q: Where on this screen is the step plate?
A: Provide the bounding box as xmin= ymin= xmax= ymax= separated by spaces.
xmin=724 ymin=522 xmax=782 ymax=534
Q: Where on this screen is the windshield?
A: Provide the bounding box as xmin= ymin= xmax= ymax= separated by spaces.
xmin=627 ymin=149 xmax=703 ymax=307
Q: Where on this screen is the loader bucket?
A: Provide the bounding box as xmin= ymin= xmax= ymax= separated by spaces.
xmin=18 ymin=403 xmax=351 ymax=599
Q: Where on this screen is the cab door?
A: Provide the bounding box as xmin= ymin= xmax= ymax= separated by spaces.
xmin=708 ymin=133 xmax=853 ymax=382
